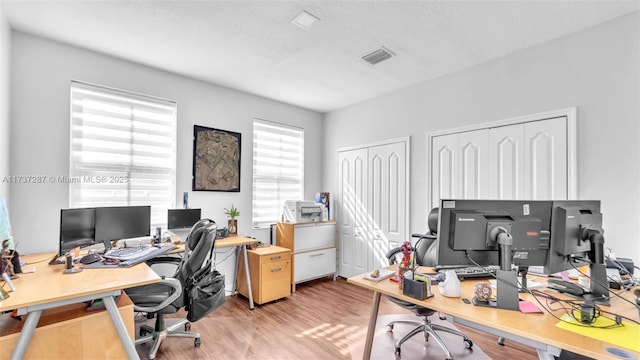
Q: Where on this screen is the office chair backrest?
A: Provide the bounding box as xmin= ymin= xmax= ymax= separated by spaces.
xmin=183 ymin=218 xmax=217 ymax=273
xmin=174 ymin=219 xmax=217 ymax=308
xmin=414 ymin=207 xmax=439 ymax=267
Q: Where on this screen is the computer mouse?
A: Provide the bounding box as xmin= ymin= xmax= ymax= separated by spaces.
xmin=80 ymin=253 xmax=102 ymax=264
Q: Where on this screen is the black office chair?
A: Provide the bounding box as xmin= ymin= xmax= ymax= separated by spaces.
xmin=385 ymin=208 xmax=472 ymax=359
xmin=125 ymin=219 xmax=220 ymax=360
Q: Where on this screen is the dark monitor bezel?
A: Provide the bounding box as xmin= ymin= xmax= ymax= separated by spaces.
xmin=545 ymin=200 xmax=602 ymax=274
xmin=167 ymin=208 xmax=202 ymax=230
xmin=94 ymin=205 xmax=151 ymax=243
xmin=59 ymin=207 xmax=96 ymax=255
xmin=436 ymin=199 xmax=553 ymax=268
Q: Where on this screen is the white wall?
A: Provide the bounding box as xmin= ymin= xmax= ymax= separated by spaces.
xmin=0 ymin=5 xmax=10 ymax=202
xmin=324 ymin=12 xmax=640 ymax=266
xmin=9 ymin=31 xmax=323 ymax=262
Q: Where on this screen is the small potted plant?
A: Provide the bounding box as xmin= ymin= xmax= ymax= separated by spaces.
xmin=224 ymin=204 xmax=240 ymax=236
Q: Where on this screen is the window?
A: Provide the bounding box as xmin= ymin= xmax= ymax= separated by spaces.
xmin=252 ymin=119 xmax=304 ymax=228
xmin=69 ymin=81 xmax=177 ymax=228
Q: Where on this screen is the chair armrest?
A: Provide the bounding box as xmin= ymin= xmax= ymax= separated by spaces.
xmin=412 ymin=233 xmax=436 ymax=239
xmin=145 ymin=255 xmax=181 ymax=266
xmin=146 ymin=255 xmax=182 ymax=277
xmin=385 ymin=246 xmax=406 ymax=265
xmin=131 ymin=277 xmax=182 ymax=313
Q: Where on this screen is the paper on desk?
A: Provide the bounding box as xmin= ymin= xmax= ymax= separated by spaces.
xmin=489 ymin=278 xmax=544 ymax=290
xmin=557 ymin=314 xmax=640 ymax=352
xmin=362 ymin=268 xmax=395 ymax=282
xmin=527 ymin=266 xmax=584 ymax=280
xmin=518 ymin=301 xmax=542 ymax=313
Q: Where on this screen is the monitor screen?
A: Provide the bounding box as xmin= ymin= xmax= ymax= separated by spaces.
xmin=436 ymin=199 xmax=552 ymax=269
xmin=168 ymin=208 xmax=201 ymax=230
xmin=546 ymin=200 xmax=602 ymax=275
xmin=94 ymin=206 xmax=151 ymax=243
xmin=59 ymin=208 xmax=96 ymax=254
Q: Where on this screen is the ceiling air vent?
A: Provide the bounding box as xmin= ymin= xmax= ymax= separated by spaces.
xmin=362 ymin=47 xmax=395 ymax=65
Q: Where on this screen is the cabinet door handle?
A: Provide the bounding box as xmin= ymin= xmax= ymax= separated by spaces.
xmin=310 ymin=253 xmax=325 ymax=258
xmin=270 ymin=255 xmax=282 ymax=260
xmin=271 ymin=267 xmax=282 ymax=272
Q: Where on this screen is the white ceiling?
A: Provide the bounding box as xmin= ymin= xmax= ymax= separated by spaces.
xmin=2 ymin=1 xmax=639 ymax=113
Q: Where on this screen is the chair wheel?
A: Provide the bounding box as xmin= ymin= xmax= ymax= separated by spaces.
xmin=185 ymin=323 xmax=191 ymax=331
xmin=139 ymin=328 xmax=149 ymax=336
xmin=464 ymin=340 xmax=473 ymax=349
xmin=194 ymin=338 xmax=201 ymax=347
xmin=385 ymin=324 xmax=394 ymax=332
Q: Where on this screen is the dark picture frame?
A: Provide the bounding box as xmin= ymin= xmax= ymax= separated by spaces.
xmin=192 ymin=125 xmax=241 ymax=192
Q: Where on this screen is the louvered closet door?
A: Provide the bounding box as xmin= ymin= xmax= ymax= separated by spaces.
xmin=369 ymin=142 xmax=407 ymax=270
xmin=338 ymin=148 xmax=369 ymax=278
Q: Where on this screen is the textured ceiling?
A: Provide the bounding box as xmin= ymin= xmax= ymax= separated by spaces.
xmin=2 ymin=1 xmax=639 ymax=113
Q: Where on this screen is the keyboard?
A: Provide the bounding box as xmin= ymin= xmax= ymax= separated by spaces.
xmin=104 ymin=246 xmax=158 ymax=261
xmin=446 ymin=266 xmax=499 ymax=279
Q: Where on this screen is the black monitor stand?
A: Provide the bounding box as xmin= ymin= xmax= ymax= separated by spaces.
xmin=472 ymin=227 xmax=520 ymax=311
xmin=569 ymin=230 xmax=609 ymax=306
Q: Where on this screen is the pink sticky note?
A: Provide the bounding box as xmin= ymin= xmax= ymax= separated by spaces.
xmin=560 ymin=271 xmax=570 ymax=281
xmin=519 ymin=301 xmax=543 ymax=313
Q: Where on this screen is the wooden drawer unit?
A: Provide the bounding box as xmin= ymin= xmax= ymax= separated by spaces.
xmin=237 ymin=245 xmax=291 ymax=305
xmin=276 ymin=221 xmax=337 ymax=291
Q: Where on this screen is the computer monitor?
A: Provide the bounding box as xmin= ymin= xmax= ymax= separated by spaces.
xmin=436 ymin=199 xmax=552 ymax=270
xmin=59 ymin=207 xmax=96 ymax=254
xmin=168 ymin=208 xmax=201 ymax=230
xmin=547 ymin=200 xmax=609 ymax=305
xmin=94 ymin=206 xmax=151 ymax=243
xmin=436 ymin=199 xmax=553 ymax=310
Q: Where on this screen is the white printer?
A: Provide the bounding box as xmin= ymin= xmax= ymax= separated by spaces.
xmin=282 ymin=200 xmax=326 ymax=222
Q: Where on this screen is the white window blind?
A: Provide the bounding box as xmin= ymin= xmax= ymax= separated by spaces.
xmin=69 ymin=81 xmax=177 ymax=228
xmin=252 ymin=119 xmax=304 ymax=228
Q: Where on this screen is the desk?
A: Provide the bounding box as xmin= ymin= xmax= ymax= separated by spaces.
xmin=348 ymin=266 xmax=639 ymax=360
xmin=0 ymin=253 xmax=160 ymax=360
xmin=171 ymin=236 xmax=260 ymax=309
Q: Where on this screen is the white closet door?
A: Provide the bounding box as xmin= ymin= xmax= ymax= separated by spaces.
xmin=369 ymin=142 xmax=407 ymax=269
xmin=524 ymin=117 xmax=567 ymax=200
xmin=337 ymin=148 xmax=368 ymax=278
xmin=429 ymin=108 xmax=576 ymax=208
xmin=489 ymin=125 xmax=525 ymax=199
xmin=459 ymin=129 xmax=489 ymax=200
xmin=431 ymin=134 xmax=459 ymax=209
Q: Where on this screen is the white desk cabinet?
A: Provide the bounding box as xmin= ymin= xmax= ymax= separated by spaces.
xmin=276 ymin=221 xmax=337 ymax=292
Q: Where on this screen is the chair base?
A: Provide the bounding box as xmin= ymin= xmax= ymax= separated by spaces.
xmin=136 ymin=317 xmax=201 ymax=359
xmin=386 ymin=318 xmax=473 ymax=359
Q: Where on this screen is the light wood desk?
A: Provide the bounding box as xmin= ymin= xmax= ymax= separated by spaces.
xmin=0 ymin=253 xmax=160 ymax=360
xmin=171 ymin=236 xmax=260 ymax=309
xmin=348 ymin=266 xmax=639 ymax=360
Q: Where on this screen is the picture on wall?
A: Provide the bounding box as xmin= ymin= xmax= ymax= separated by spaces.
xmin=192 ymin=125 xmax=241 ymax=192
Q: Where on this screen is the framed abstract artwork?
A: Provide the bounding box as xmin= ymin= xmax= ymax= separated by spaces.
xmin=192 ymin=125 xmax=241 ymax=192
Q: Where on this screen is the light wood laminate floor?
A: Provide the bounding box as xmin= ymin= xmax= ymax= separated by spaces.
xmin=136 ymin=277 xmax=545 ymax=359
